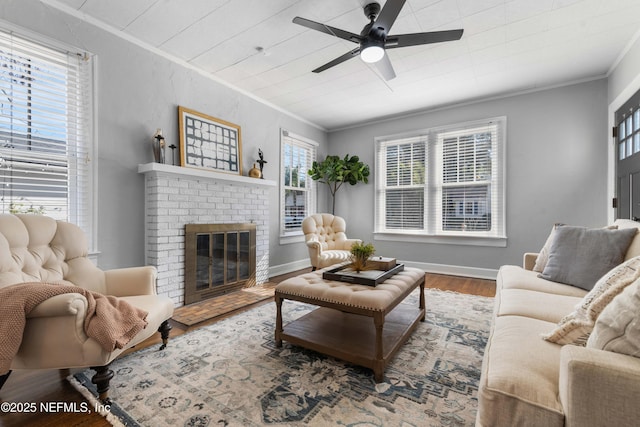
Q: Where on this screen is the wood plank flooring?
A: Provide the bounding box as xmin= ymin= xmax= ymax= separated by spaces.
xmin=0 ymin=269 xmax=495 ymax=427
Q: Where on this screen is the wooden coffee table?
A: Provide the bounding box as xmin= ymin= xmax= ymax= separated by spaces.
xmin=274 ymin=266 xmax=425 ymax=381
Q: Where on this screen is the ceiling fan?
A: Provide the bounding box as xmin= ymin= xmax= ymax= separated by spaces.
xmin=292 ymin=0 xmax=464 ymax=80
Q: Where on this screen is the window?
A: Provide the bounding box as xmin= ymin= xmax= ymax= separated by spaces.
xmin=280 ymin=129 xmax=317 ymax=240
xmin=0 ymin=28 xmax=95 ymax=249
xmin=375 ymin=117 xmax=506 ymax=245
xmin=617 ymin=101 xmax=640 ymax=160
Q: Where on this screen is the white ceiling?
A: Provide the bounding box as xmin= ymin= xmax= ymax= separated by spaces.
xmin=54 ymin=0 xmax=640 ymax=130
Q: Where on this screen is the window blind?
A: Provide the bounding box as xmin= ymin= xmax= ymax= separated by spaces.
xmin=376 ymin=136 xmax=426 ymax=231
xmin=435 ymin=123 xmax=501 ymax=235
xmin=0 ymin=28 xmax=94 ymax=243
xmin=375 ymin=117 xmax=506 ymax=240
xmin=280 ymin=129 xmax=317 ymax=235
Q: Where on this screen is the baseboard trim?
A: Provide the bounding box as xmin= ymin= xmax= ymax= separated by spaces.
xmin=269 ymin=259 xmax=498 ymax=281
xmin=269 ymin=259 xmax=311 ymax=278
xmin=401 ymin=260 xmax=498 ymax=280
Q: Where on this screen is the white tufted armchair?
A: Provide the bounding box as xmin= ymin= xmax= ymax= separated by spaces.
xmin=0 ymin=214 xmax=174 ymax=404
xmin=302 ymin=213 xmax=362 ymax=270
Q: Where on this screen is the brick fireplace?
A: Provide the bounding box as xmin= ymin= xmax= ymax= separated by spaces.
xmin=139 ymin=163 xmax=276 ymax=306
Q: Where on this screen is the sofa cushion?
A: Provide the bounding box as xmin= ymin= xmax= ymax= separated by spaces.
xmin=498 ymin=265 xmax=588 ymax=297
xmin=542 ymin=256 xmax=640 ymax=345
xmin=497 ymin=289 xmax=581 ymax=324
xmin=539 ymin=226 xmax=637 ymax=290
xmin=477 ymin=315 xmax=565 ymax=427
xmin=587 ymin=279 xmax=640 ymax=357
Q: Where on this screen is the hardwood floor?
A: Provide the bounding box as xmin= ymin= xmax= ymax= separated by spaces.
xmin=0 ymin=270 xmax=495 ymax=427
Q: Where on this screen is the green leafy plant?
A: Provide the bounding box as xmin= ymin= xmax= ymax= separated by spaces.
xmin=350 ymin=241 xmax=375 ymax=273
xmin=9 ymin=202 xmax=46 ymax=215
xmin=308 ymin=154 xmax=370 ymax=214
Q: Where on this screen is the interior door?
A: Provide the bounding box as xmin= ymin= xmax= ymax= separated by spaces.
xmin=615 ymin=91 xmax=640 ymax=220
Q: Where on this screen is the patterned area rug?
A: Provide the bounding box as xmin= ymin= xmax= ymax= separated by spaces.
xmin=70 ymin=289 xmax=493 ymax=427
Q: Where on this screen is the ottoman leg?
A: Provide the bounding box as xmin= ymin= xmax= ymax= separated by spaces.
xmin=373 ymin=312 xmax=385 ymax=382
xmin=275 ymin=294 xmax=283 ymax=347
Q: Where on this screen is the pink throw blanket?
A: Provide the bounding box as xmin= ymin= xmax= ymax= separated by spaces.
xmin=0 ymin=282 xmax=149 ymax=375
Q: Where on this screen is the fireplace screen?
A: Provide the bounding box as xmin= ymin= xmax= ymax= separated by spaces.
xmin=185 ymin=223 xmax=256 ymax=304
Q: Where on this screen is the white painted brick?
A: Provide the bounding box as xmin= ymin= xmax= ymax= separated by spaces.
xmin=144 ymin=171 xmax=270 ymax=306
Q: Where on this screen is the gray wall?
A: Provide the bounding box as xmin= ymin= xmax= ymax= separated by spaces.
xmin=0 ymin=0 xmax=328 ymax=270
xmin=2 ymin=1 xmax=633 ymax=276
xmin=328 ymin=79 xmax=609 ymax=272
xmin=608 ymin=35 xmax=640 ymax=105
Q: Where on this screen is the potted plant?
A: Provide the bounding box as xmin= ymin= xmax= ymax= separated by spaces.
xmin=308 ymin=154 xmax=370 ymax=214
xmin=350 ymin=242 xmax=375 ymax=273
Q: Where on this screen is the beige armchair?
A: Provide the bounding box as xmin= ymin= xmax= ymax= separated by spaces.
xmin=302 ymin=213 xmax=362 ymax=270
xmin=0 ymin=214 xmax=174 ymax=404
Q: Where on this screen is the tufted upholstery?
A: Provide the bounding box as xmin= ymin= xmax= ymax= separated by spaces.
xmin=276 ymin=267 xmax=425 ymax=311
xmin=0 ymin=214 xmax=105 ymax=291
xmin=0 ymin=213 xmax=174 ymax=403
xmin=302 ymin=213 xmax=362 ymax=270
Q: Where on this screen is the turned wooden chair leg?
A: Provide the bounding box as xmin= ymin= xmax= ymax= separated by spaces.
xmin=158 ymin=319 xmax=172 ymax=350
xmin=0 ymin=370 xmax=12 ymax=389
xmin=91 ymin=364 xmax=114 ymax=405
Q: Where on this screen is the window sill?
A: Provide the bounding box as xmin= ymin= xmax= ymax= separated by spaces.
xmin=374 ymin=232 xmax=507 ymax=247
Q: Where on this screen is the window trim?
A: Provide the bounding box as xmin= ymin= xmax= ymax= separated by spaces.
xmin=374 ymin=117 xmax=507 ymax=247
xmin=0 ymin=24 xmax=98 ymax=254
xmin=279 ymin=129 xmax=317 ymax=244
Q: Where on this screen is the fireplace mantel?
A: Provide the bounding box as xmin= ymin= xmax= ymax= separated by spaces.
xmin=138 ymin=162 xmax=277 ymax=187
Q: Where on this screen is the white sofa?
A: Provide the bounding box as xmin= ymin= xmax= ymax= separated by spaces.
xmin=477 ymin=219 xmax=640 ymax=426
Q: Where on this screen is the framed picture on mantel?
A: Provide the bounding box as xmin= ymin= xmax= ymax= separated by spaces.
xmin=178 ymin=106 xmax=242 ymax=175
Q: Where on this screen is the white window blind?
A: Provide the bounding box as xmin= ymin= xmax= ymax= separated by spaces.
xmin=377 ymin=136 xmax=426 ymax=231
xmin=280 ymin=129 xmax=317 ymax=236
xmin=375 ymin=117 xmax=506 ymax=242
xmin=0 ymin=28 xmax=95 ymax=246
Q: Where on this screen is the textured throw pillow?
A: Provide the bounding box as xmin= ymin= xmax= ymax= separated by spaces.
xmin=542 ymin=256 xmax=640 ymax=345
xmin=587 ymin=279 xmax=640 ymax=357
xmin=539 ymin=225 xmax=636 ymax=290
xmin=533 ymin=224 xmax=618 ymax=273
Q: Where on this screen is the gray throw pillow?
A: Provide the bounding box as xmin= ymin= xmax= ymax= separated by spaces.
xmin=539 ymin=226 xmax=637 ymax=290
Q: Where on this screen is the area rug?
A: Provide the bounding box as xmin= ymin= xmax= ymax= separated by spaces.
xmin=70 ymin=288 xmax=493 ymax=427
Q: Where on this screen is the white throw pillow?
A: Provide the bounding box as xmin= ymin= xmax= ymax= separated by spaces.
xmin=542 ymin=256 xmax=640 ymax=345
xmin=533 ymin=224 xmax=560 ymax=273
xmin=587 ymin=279 xmax=640 ymax=357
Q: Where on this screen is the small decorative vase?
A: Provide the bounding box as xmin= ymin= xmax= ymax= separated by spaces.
xmin=152 ymin=129 xmax=165 ymax=164
xmin=248 ymin=163 xmax=262 ymax=178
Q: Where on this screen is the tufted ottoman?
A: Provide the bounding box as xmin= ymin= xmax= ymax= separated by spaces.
xmin=274 ymin=266 xmax=425 ymax=381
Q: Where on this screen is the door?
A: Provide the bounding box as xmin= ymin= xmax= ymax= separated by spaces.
xmin=615 ymin=89 xmax=640 ymax=220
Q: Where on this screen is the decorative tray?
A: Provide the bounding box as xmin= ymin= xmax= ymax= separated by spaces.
xmin=322 ymin=263 xmax=405 ymax=287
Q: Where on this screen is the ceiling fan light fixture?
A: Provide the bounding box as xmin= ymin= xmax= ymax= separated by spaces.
xmin=360 ymin=43 xmax=384 ymax=63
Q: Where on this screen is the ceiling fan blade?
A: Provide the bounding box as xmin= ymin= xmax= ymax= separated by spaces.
xmin=374 ymin=53 xmax=396 ymax=80
xmin=293 ymin=17 xmax=362 ymax=43
xmin=386 ymin=29 xmax=464 ymax=48
xmin=373 ymin=0 xmax=406 ymax=34
xmin=312 ymin=47 xmax=361 ymax=73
